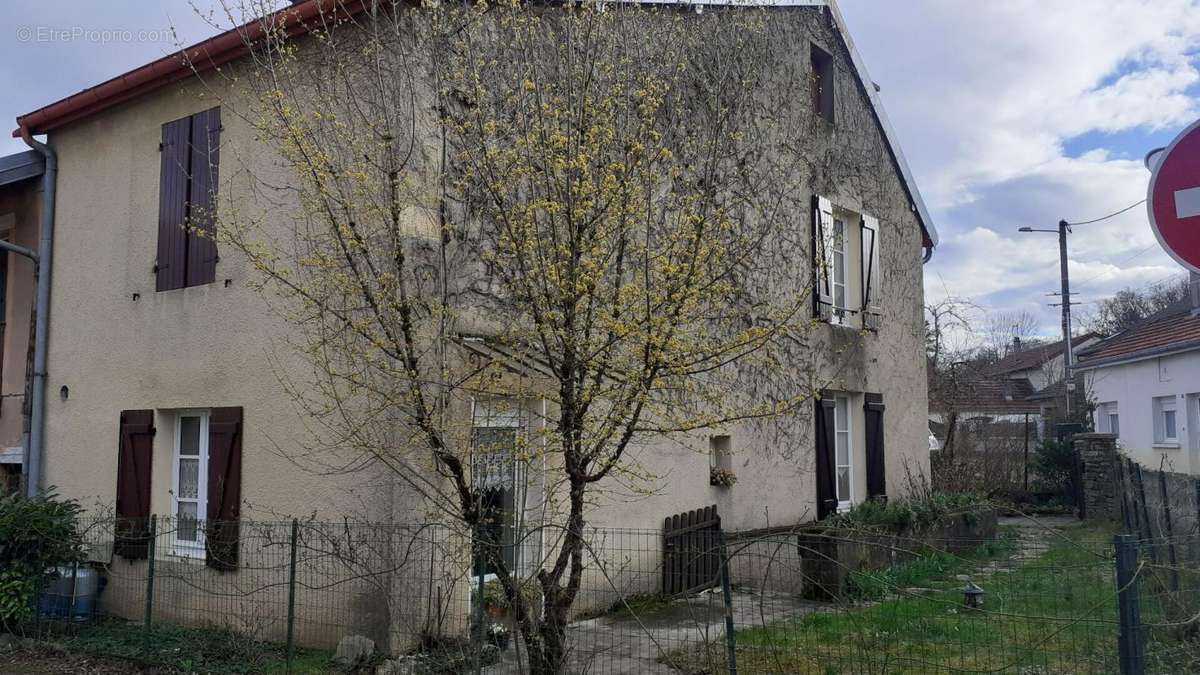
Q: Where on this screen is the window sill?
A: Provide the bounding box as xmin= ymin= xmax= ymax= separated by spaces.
xmin=1153 ymin=442 xmax=1181 ymax=450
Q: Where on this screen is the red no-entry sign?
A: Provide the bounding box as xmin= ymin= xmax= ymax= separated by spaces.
xmin=1148 ymin=119 xmax=1200 ymax=273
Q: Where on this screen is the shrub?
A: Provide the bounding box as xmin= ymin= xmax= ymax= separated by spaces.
xmin=825 ymin=492 xmax=987 ymax=531
xmin=0 ymin=490 xmax=85 ymax=628
xmin=1032 ymin=437 xmax=1075 ymax=498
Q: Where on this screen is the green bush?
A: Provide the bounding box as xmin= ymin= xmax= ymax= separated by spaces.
xmin=0 ymin=490 xmax=85 ymax=628
xmin=825 ymin=492 xmax=987 ymax=531
xmin=1033 ymin=437 xmax=1075 ymax=497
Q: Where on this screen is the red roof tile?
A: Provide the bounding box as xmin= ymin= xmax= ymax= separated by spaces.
xmin=1078 ymin=302 xmax=1200 ymax=365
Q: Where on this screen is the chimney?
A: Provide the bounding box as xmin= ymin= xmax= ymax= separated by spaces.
xmin=1012 ymin=336 xmax=1022 ymax=353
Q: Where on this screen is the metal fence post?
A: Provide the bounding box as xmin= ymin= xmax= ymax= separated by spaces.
xmin=475 ymin=565 xmax=485 ymax=675
xmin=1115 ymin=534 xmax=1146 ymax=675
xmin=719 ymin=532 xmax=738 ymax=675
xmin=144 ymin=515 xmax=157 ymax=634
xmin=286 ymin=518 xmax=299 ymax=672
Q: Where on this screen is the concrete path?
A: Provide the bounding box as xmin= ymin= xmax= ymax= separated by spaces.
xmin=487 ymin=589 xmax=821 ymax=674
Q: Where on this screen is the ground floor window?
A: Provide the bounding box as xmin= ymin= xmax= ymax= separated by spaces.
xmin=172 ymin=410 xmax=209 ymax=557
xmin=471 ymin=398 xmax=524 ymax=577
xmin=834 ymin=395 xmax=853 ymax=509
xmin=1153 ymin=396 xmax=1178 ymax=445
xmin=1098 ymin=401 xmax=1119 ymax=436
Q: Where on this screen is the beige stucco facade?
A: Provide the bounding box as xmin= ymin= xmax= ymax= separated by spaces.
xmin=0 ymin=167 xmax=39 ymax=493
xmin=32 ymin=2 xmax=930 ymax=651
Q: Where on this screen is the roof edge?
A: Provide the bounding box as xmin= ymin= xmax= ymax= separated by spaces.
xmin=13 ymin=0 xmax=371 ymax=139
xmin=1075 ymin=338 xmax=1200 ymax=371
xmin=11 ymin=0 xmax=939 ymax=249
xmin=824 ymin=0 xmax=937 ymax=248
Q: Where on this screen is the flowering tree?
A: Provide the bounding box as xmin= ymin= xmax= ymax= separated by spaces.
xmin=209 ymin=0 xmax=839 ymax=669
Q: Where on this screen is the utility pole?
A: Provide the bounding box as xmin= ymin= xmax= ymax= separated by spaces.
xmin=1019 ymin=220 xmax=1076 ymax=420
xmin=1058 ymin=219 xmax=1073 ymax=418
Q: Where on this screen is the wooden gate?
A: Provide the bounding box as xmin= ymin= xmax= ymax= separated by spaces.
xmin=662 ymin=505 xmax=722 ymax=596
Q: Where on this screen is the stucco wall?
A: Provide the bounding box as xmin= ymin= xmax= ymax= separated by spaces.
xmin=1084 ymin=352 xmax=1200 ymax=475
xmin=0 ymin=179 xmax=38 ymax=456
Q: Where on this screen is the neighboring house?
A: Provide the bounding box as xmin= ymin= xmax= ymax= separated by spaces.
xmin=1077 ymin=292 xmax=1200 ymax=474
xmin=930 ymin=334 xmax=1101 ymax=455
xmin=13 ymin=0 xmax=936 ymax=647
xmin=989 ymin=333 xmax=1100 ymax=434
xmin=929 ymin=372 xmax=1039 ymax=461
xmin=0 ymin=151 xmax=40 ymax=494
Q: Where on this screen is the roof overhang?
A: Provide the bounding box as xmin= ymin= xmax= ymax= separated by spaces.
xmin=13 ymin=0 xmax=374 ymax=140
xmin=0 ymin=150 xmax=45 ymax=188
xmin=1075 ymin=339 xmax=1200 ymax=371
xmin=12 ymin=0 xmax=937 ymax=248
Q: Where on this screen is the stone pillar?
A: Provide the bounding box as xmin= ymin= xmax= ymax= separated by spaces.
xmin=1074 ymin=433 xmax=1119 ymax=522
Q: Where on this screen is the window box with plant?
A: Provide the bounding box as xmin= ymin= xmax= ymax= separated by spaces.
xmin=709 ymin=466 xmax=738 ymax=487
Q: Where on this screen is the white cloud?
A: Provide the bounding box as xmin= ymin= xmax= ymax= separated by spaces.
xmin=840 ymin=0 xmax=1200 ymax=337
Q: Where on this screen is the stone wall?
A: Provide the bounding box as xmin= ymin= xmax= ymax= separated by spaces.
xmin=1074 ymin=433 xmax=1121 ymax=522
xmin=796 ymin=508 xmax=999 ymax=600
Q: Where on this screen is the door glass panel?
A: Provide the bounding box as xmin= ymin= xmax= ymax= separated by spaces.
xmin=178 ymin=458 xmax=199 ymax=499
xmin=836 ymin=431 xmax=849 ymax=464
xmin=837 ymin=468 xmax=850 ymax=501
xmin=180 ymin=416 xmax=200 ymax=456
xmin=177 ymin=502 xmax=198 ymax=541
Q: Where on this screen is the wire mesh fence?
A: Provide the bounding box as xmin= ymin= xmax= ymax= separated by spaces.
xmin=18 ymin=508 xmax=1200 ymax=673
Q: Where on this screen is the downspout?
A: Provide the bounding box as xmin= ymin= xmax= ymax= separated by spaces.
xmin=922 ymin=245 xmax=934 ymax=264
xmin=18 ymin=126 xmax=55 ymax=498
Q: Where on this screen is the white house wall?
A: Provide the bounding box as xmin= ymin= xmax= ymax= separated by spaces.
xmin=1086 ymin=351 xmax=1200 ymax=474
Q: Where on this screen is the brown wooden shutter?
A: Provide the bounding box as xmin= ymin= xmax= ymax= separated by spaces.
xmin=205 ymin=406 xmax=242 ymax=570
xmin=814 ymin=394 xmax=838 ymax=520
xmin=864 ymin=393 xmax=886 ymax=500
xmin=115 ymin=410 xmax=155 ymax=560
xmin=186 ymin=107 xmax=220 ymax=288
xmin=156 ymin=118 xmax=191 ymax=292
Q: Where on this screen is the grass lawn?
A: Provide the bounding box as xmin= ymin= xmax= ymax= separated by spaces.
xmin=31 ymin=619 xmax=333 ymax=673
xmin=670 ymin=525 xmax=1122 ymax=674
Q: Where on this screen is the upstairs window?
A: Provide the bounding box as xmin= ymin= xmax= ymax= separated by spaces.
xmin=813 ymin=197 xmax=880 ymax=329
xmin=831 ymin=217 xmax=848 ymax=323
xmin=156 ymin=107 xmax=221 ymax=291
xmin=811 ymin=44 xmax=834 ymax=124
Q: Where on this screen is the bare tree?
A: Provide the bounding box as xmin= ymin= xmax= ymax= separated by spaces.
xmin=201 ymin=1 xmax=852 ymax=670
xmin=1087 ymin=275 xmax=1190 ymax=337
xmin=981 ymin=309 xmax=1039 ymax=359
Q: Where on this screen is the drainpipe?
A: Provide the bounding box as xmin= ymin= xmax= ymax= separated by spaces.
xmin=18 ymin=126 xmax=55 ymax=498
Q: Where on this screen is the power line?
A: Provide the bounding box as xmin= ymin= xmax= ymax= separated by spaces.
xmin=1075 ymin=243 xmax=1159 ymax=288
xmin=1066 ymin=198 xmax=1146 ymax=226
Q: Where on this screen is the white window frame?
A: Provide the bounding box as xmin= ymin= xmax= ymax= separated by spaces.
xmin=171 ymin=410 xmax=210 ymax=558
xmin=1153 ymin=396 xmax=1179 ymax=447
xmin=1098 ymin=401 xmax=1119 ymax=436
xmin=834 ymin=395 xmax=853 ymax=510
xmin=831 ymin=218 xmax=848 ymax=325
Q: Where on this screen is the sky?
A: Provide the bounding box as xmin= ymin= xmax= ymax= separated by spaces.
xmin=2 ymin=0 xmax=1198 ymax=340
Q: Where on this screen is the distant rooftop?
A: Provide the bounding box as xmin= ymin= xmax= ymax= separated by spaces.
xmin=0 ymin=150 xmax=44 ymax=189
xmin=1077 ymin=298 xmax=1200 ymax=368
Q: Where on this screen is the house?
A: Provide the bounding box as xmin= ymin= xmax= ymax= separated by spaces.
xmin=0 ymin=151 xmax=40 ymax=494
xmin=13 ymin=0 xmax=936 ymax=648
xmin=1076 ymin=286 xmax=1200 ymax=474
xmin=929 ymin=334 xmax=1100 ymax=458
